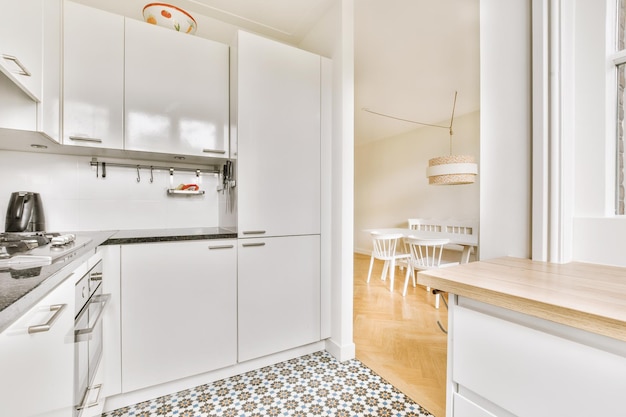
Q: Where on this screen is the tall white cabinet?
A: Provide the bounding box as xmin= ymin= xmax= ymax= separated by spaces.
xmin=234 ymin=31 xmax=328 ymax=361
xmin=238 ymin=235 xmax=321 ymax=361
xmin=235 ymin=31 xmax=321 ymax=237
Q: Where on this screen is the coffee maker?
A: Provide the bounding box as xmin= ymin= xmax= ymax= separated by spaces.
xmin=5 ymin=192 xmax=46 ymax=232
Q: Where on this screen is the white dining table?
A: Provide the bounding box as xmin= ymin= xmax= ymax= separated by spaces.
xmin=365 ymin=228 xmax=478 ymax=264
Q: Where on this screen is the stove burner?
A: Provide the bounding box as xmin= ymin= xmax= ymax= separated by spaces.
xmin=0 ymin=232 xmax=53 ymax=259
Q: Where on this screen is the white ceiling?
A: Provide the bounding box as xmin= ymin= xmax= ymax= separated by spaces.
xmin=78 ymin=0 xmax=480 ymax=146
xmin=355 ymin=0 xmax=480 ymax=144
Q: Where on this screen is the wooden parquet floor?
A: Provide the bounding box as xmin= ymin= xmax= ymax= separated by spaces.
xmin=353 ymin=252 xmax=448 ymax=417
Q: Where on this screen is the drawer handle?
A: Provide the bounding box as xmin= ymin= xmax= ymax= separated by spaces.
xmin=68 ymin=136 xmax=103 ymax=143
xmin=242 ymin=242 xmax=265 ymax=247
xmin=76 ymin=383 xmax=102 ymax=410
xmin=2 ymin=54 xmax=31 ymax=76
xmin=208 ymin=245 xmax=234 ymax=250
xmin=28 ymin=304 xmax=67 ymax=334
xmin=242 ymin=230 xmax=266 ymax=235
xmin=202 ymin=148 xmax=226 ymax=154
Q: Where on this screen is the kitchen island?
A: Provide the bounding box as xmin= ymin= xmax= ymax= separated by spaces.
xmin=418 ymin=257 xmax=626 ymax=417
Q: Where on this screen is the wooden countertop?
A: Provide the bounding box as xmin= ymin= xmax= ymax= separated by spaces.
xmin=418 ymin=257 xmax=626 ymax=342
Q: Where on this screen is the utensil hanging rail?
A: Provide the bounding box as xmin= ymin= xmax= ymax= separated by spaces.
xmin=89 ymin=157 xmax=221 ymax=177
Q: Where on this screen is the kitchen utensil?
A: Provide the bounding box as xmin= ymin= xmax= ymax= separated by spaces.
xmin=142 ymin=3 xmax=197 ymax=34
xmin=5 ymin=192 xmax=45 ymax=232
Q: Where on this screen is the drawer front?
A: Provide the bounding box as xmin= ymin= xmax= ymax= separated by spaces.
xmin=453 ymin=393 xmax=497 ymax=417
xmin=452 ymin=303 xmax=626 ymax=416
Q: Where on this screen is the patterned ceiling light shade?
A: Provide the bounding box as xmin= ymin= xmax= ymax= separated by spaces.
xmin=427 ymin=154 xmax=478 ymax=185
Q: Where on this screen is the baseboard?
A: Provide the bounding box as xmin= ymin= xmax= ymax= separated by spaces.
xmin=325 ymin=338 xmax=356 ymax=362
xmin=103 ymin=341 xmax=326 ymax=413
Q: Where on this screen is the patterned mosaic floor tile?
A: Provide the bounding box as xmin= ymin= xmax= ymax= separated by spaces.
xmin=102 ymin=351 xmax=434 ymax=417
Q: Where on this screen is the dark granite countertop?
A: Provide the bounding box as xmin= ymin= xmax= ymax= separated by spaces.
xmin=103 ymin=227 xmax=237 ymax=245
xmin=0 ymin=227 xmax=237 ymax=333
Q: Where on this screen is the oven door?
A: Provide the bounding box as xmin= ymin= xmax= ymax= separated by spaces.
xmin=75 ymin=266 xmax=110 ymax=415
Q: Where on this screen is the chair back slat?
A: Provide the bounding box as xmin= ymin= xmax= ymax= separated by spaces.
xmin=370 ymin=232 xmax=403 ymax=259
xmin=405 ymin=236 xmax=449 ymax=269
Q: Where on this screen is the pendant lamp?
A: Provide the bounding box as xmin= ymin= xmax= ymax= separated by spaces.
xmin=363 ymin=91 xmax=478 ymax=185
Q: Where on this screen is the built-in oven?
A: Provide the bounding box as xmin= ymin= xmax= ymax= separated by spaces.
xmin=74 ymin=258 xmax=109 ymax=417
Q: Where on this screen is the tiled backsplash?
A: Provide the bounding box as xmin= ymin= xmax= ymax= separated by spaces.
xmin=0 ymin=150 xmax=220 ymax=232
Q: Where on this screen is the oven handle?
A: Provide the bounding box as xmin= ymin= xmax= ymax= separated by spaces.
xmin=75 ymin=294 xmax=110 ymax=342
xmin=76 ymin=383 xmax=102 ymax=410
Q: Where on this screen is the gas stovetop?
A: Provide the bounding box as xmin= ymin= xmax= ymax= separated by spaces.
xmin=0 ymin=232 xmax=92 ymax=269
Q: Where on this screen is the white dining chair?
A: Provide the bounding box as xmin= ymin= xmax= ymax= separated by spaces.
xmin=402 ymin=236 xmax=459 ymax=307
xmin=367 ymin=232 xmax=411 ymax=292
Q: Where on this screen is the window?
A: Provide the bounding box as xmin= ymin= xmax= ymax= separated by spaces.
xmin=616 ymin=0 xmax=626 ymax=214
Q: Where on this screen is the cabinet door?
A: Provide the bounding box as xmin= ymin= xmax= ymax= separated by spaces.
xmin=236 ymin=31 xmax=321 ymax=237
xmin=39 ymin=0 xmax=62 ymax=142
xmin=121 ymin=240 xmax=237 ymax=392
xmin=0 ymin=273 xmax=74 ymax=417
xmin=238 ymin=235 xmax=321 ymax=362
xmin=0 ymin=0 xmax=43 ymax=102
xmin=63 ymin=1 xmax=124 ymax=149
xmin=124 ymin=18 xmax=229 ymax=157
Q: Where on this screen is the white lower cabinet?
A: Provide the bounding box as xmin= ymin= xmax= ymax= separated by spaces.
xmin=449 ymin=297 xmax=626 ymax=417
xmin=0 ymin=269 xmax=75 ymax=417
xmin=120 ymin=240 xmax=237 ymax=393
xmin=238 ymin=235 xmax=321 ymax=362
xmin=452 ymin=393 xmax=497 ymax=417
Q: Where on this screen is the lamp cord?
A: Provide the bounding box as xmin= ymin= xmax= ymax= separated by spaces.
xmin=362 ymin=90 xmax=459 ymax=156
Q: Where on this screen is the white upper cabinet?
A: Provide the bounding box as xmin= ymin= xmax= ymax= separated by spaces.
xmin=63 ymin=1 xmax=124 ymax=149
xmin=39 ymin=0 xmax=62 ymax=142
xmin=235 ymin=31 xmax=321 ymax=238
xmin=124 ymin=18 xmax=229 ymax=157
xmin=0 ymin=0 xmax=43 ymax=102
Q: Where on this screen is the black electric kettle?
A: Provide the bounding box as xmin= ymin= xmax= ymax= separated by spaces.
xmin=5 ymin=192 xmax=46 ymax=232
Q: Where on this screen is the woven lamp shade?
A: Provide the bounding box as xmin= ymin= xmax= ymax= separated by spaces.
xmin=427 ymin=155 xmax=477 ymax=185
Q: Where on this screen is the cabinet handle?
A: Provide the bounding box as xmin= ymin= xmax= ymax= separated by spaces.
xmin=208 ymin=245 xmax=234 ymax=250
xmin=76 ymin=383 xmax=102 ymax=410
xmin=69 ymin=136 xmax=103 ymax=143
xmin=2 ymin=54 xmax=31 ymax=76
xmin=28 ymin=304 xmax=67 ymax=334
xmin=202 ymin=149 xmax=226 ymax=154
xmin=242 ymin=242 xmax=266 ymax=247
xmin=89 ymin=271 xmax=103 ymax=281
xmin=242 ymin=230 xmax=266 ymax=235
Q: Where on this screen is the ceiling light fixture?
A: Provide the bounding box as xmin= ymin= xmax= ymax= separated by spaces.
xmin=363 ymin=91 xmax=478 ymax=185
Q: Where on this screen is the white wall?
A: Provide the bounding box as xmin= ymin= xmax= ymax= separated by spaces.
xmin=0 ymin=150 xmax=220 ymax=232
xmin=354 ymin=111 xmax=479 ymax=253
xmin=479 ymin=0 xmax=532 ymax=260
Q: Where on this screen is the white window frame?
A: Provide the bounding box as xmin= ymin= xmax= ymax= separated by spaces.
xmin=611 ymin=0 xmax=625 ymax=215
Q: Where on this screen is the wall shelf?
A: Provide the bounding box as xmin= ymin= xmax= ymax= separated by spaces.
xmin=167 ymin=189 xmax=205 ymax=196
